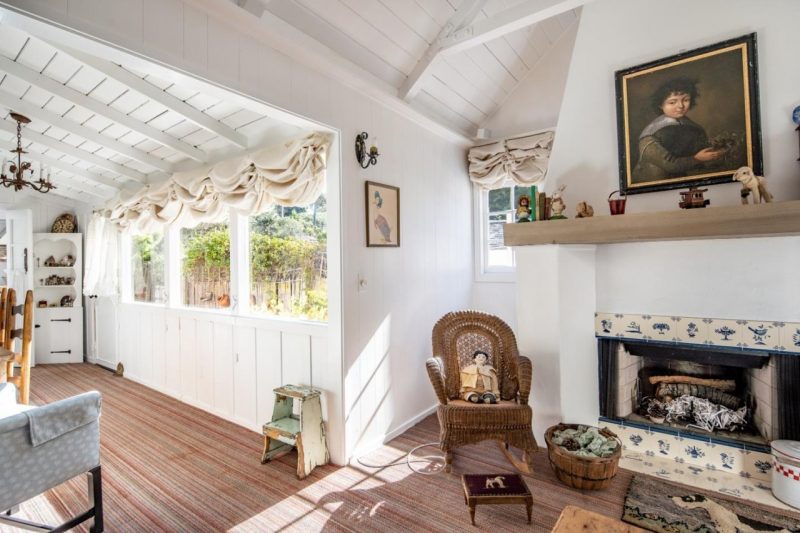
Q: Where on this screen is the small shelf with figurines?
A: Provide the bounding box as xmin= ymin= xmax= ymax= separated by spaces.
xmin=33 ymin=233 xmax=82 ymax=310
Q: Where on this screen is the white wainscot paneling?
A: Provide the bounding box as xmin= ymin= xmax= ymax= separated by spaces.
xmin=234 ymin=326 xmax=257 ymax=428
xmin=114 ymin=304 xmax=328 ymax=434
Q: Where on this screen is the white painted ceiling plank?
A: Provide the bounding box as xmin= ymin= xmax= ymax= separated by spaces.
xmin=440 ymin=0 xmax=590 ymax=54
xmin=0 ymin=118 xmax=146 ymax=183
xmin=483 ymin=39 xmax=528 ymax=81
xmin=412 ymin=90 xmax=476 ymax=133
xmin=421 ymin=75 xmax=486 ymax=125
xmin=377 ymin=0 xmax=441 ymax=45
xmin=428 ymin=60 xmax=499 ymax=114
xmin=0 ymin=55 xmax=207 ymax=162
xmin=0 ymin=89 xmax=174 ymax=172
xmin=464 ymin=45 xmax=518 ymax=95
xmin=339 ymin=0 xmax=430 ymax=58
xmin=296 ymin=0 xmax=418 ymax=75
xmin=61 ymin=47 xmax=248 ymax=149
xmin=443 ymin=54 xmax=508 ymax=105
xmin=414 ymin=0 xmax=456 ymax=26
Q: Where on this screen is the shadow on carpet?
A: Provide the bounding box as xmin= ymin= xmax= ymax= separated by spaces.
xmin=622 ymin=475 xmax=800 ymax=532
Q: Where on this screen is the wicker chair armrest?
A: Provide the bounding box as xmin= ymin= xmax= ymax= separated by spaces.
xmin=426 ymin=357 xmax=448 ymax=405
xmin=518 ymin=355 xmax=532 ymax=404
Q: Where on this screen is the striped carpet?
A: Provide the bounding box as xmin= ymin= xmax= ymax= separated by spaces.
xmin=8 ymin=363 xmax=634 ymax=532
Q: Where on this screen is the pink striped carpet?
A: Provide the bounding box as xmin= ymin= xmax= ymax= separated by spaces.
xmin=9 ymin=363 xmax=635 ymax=532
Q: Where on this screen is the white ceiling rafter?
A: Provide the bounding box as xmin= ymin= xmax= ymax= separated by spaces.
xmin=439 ymin=0 xmax=590 ymax=55
xmin=0 ymin=89 xmax=174 ymax=173
xmin=0 ymin=119 xmax=147 ymax=183
xmin=399 ymin=0 xmax=487 ymax=100
xmin=0 ymin=55 xmax=208 ymax=163
xmin=60 ymin=46 xmax=249 ymax=150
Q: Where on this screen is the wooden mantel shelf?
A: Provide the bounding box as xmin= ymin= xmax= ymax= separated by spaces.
xmin=503 ymin=200 xmax=800 ymax=246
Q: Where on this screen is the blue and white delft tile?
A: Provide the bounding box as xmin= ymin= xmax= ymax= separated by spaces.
xmin=738 ymin=320 xmax=780 ymax=349
xmin=685 ymin=444 xmax=707 ymax=460
xmin=742 ymin=451 xmax=774 ymax=482
xmin=672 ymin=316 xmax=709 ymax=344
xmin=618 ymin=315 xmax=647 ymax=340
xmin=780 ymin=322 xmax=800 ymax=354
xmin=648 ymin=315 xmax=674 ymax=340
xmin=594 ymin=312 xmax=617 ymax=337
xmin=637 ymin=315 xmax=656 ymax=341
xmin=705 ymin=319 xmax=742 ymax=347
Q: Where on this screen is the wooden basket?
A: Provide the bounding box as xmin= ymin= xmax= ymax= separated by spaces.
xmin=545 ymin=423 xmax=621 ymax=490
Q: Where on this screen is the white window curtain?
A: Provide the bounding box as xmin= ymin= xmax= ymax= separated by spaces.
xmin=467 ymin=130 xmax=555 ymax=190
xmin=109 ymin=131 xmax=333 ymax=232
xmin=84 ymin=212 xmax=119 ymax=297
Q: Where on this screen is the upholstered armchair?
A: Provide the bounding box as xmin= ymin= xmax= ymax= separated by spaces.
xmin=426 ymin=311 xmax=537 ymax=472
xmin=0 ymin=383 xmax=104 ymax=532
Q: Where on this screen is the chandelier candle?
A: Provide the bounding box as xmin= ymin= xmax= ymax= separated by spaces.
xmin=1 ymin=112 xmax=56 ymax=193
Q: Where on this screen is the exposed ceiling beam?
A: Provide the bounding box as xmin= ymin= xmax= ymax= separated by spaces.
xmin=61 ymin=46 xmax=249 ymax=149
xmin=0 ymin=89 xmax=174 ymax=173
xmin=439 ymin=0 xmax=590 ymax=55
xmin=0 ymin=55 xmax=208 ymax=163
xmin=0 ymin=119 xmax=147 ymax=183
xmin=399 ymin=0 xmax=487 ymax=101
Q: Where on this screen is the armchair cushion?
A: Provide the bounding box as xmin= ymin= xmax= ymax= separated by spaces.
xmin=26 ymin=391 xmax=101 ymax=447
xmin=0 ymin=391 xmax=101 ymax=512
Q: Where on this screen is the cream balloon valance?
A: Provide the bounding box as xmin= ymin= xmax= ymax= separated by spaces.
xmin=109 ymin=131 xmax=333 ymax=233
xmin=467 ymin=130 xmax=554 ymax=190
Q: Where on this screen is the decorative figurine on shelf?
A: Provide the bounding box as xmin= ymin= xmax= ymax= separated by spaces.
xmin=734 ymin=166 xmax=773 ymax=204
xmin=60 ymin=295 xmax=74 ymax=307
xmin=678 ymin=187 xmax=710 ymax=209
xmin=516 ymin=194 xmax=532 ymax=222
xmin=549 ymin=185 xmax=567 ymax=219
xmin=575 ymin=202 xmax=594 ymax=218
xmin=37 ymin=300 xmax=47 ymax=308
xmin=459 ymin=350 xmax=499 ymax=404
xmin=35 ymin=257 xmax=40 ymax=268
xmin=44 ymin=255 xmax=57 ymax=267
xmin=59 ymin=255 xmax=75 ymax=267
xmin=608 ymin=190 xmax=627 ymax=215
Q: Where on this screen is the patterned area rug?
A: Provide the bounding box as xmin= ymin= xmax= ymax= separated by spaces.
xmin=623 ymin=475 xmax=800 ymax=532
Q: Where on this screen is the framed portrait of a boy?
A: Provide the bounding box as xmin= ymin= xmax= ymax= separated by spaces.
xmin=615 ymin=33 xmax=763 ymax=194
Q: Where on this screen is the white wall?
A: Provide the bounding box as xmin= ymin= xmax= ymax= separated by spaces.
xmin=4 ymin=0 xmax=473 ymax=463
xmin=513 ymin=0 xmax=800 ymax=436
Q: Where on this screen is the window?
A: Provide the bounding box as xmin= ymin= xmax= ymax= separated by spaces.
xmin=249 ymin=195 xmax=327 ymax=321
xmin=478 ymin=184 xmax=533 ymax=276
xmin=131 ymin=231 xmax=166 ymax=303
xmin=180 ymin=219 xmax=231 ymax=309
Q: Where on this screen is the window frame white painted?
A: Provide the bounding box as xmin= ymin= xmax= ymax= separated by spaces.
xmin=473 ymin=184 xmax=516 ymax=284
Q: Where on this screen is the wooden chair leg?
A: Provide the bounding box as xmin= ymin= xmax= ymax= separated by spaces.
xmin=88 ymin=466 xmax=103 ymax=533
xmin=444 ymin=451 xmax=453 ymax=473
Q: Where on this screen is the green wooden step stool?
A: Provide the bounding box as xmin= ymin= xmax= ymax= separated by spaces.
xmin=261 ymin=384 xmax=329 ymax=479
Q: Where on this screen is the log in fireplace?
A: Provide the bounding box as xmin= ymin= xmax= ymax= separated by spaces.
xmin=598 ymin=339 xmax=800 ymax=448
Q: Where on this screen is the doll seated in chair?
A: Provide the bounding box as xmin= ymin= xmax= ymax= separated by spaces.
xmin=459 ymin=350 xmax=499 ymax=404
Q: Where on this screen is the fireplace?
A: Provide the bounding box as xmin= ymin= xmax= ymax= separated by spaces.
xmin=598 ymin=338 xmax=800 ymax=449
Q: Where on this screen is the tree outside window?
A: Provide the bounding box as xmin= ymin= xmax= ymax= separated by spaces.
xmin=181 ymin=220 xmax=231 ymax=309
xmin=131 ymin=231 xmax=166 ymax=303
xmin=250 ymin=194 xmax=327 ymax=321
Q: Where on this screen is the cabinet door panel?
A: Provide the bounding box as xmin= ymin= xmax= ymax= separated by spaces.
xmin=256 ymin=329 xmax=282 ymax=425
xmin=164 ymin=313 xmax=180 ymax=396
xmin=179 ymin=317 xmax=197 ymax=401
xmin=213 ymin=322 xmax=234 ymax=417
xmin=195 ymin=319 xmax=214 ymax=409
xmin=234 ymin=326 xmax=257 ymax=427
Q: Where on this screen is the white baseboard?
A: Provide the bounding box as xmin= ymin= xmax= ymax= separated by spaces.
xmin=349 ymin=403 xmax=438 ymax=460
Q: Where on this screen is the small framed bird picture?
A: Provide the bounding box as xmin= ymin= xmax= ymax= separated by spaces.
xmin=365 ymin=181 xmax=400 ymax=247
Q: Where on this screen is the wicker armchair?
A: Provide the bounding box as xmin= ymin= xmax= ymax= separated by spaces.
xmin=426 ymin=311 xmax=537 ymax=472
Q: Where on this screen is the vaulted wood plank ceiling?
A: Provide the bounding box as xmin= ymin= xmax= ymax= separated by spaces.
xmin=254 ymin=0 xmax=582 ymax=136
xmin=0 ymin=23 xmax=309 ymax=206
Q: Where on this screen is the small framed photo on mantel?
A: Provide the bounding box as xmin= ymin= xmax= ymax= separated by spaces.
xmin=615 ymin=33 xmax=763 ymax=195
xmin=365 ymin=181 xmax=400 ymax=247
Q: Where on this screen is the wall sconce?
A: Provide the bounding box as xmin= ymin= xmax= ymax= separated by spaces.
xmin=355 ymin=132 xmax=379 ymax=169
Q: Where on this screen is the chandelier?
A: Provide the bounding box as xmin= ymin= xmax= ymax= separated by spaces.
xmin=1 ymin=112 xmax=55 ymax=193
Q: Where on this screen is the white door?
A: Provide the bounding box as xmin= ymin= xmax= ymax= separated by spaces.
xmin=6 ymin=209 xmax=33 ymax=295
xmin=6 ymin=209 xmax=33 ymax=363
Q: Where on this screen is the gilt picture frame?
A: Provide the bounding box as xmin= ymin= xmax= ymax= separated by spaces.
xmin=615 ymin=33 xmax=763 ymax=195
xmin=365 ymin=181 xmax=400 ymax=247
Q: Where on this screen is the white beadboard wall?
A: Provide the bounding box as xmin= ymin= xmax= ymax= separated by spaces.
xmin=4 ymin=0 xmax=475 ymax=463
